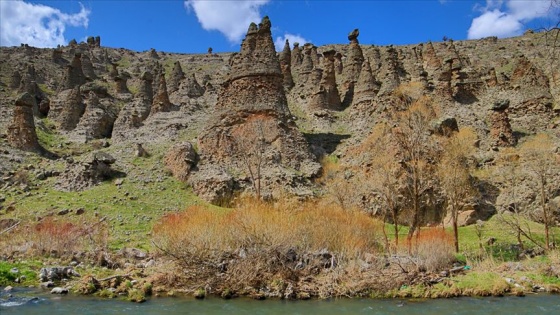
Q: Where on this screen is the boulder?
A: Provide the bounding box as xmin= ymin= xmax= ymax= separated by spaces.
xmin=164 ymin=142 xmax=198 ymax=181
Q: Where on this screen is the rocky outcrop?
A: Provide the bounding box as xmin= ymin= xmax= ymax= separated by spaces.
xmin=489 ymin=100 xmax=515 ymax=147
xmin=341 ymin=29 xmax=365 ymax=107
xmin=280 ymin=39 xmax=294 ymax=90
xmin=48 ymin=87 xmax=85 ymax=131
xmin=151 ymin=74 xmax=172 ymax=114
xmin=183 ymin=73 xmax=204 ymax=98
xmin=55 ymin=152 xmax=121 ymax=191
xmin=7 ymin=93 xmax=43 ymax=152
xmin=114 ymin=71 xmax=130 ymax=94
xmin=353 ymin=58 xmax=379 ymax=106
xmin=111 ymin=71 xmax=153 ymax=140
xmin=168 ymin=61 xmax=185 ymax=93
xmin=291 ymin=42 xmax=303 ymax=68
xmin=191 ymin=17 xmax=321 ymax=203
xmin=81 ymin=53 xmax=96 ymax=80
xmin=308 ymin=50 xmax=341 ymax=111
xmin=63 ymin=53 xmax=86 ymax=89
xmin=164 ymin=142 xmax=198 ymax=181
xmin=72 ymin=92 xmax=117 ymax=142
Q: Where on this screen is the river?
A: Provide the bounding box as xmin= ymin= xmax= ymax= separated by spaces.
xmin=1 ymin=288 xmax=559 ymax=314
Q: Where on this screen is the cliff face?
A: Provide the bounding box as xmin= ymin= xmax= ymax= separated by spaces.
xmin=0 ymin=23 xmax=558 ymax=207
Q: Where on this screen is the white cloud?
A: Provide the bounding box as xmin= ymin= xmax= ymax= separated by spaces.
xmin=274 ymin=33 xmax=310 ymax=52
xmin=185 ymin=0 xmax=270 ymax=43
xmin=0 ymin=0 xmax=90 ymax=48
xmin=468 ymin=0 xmax=558 ymax=39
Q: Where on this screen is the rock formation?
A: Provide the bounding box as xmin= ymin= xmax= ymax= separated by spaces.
xmin=7 ymin=93 xmax=43 ymax=152
xmin=64 ymin=53 xmax=86 ymax=89
xmin=280 ymin=39 xmax=294 ymax=90
xmin=49 ymin=86 xmax=85 ymax=131
xmin=353 ymin=58 xmax=379 ymax=106
xmin=164 ymin=142 xmax=198 ymax=181
xmin=168 ymin=61 xmax=185 ymax=93
xmin=55 ymin=152 xmax=120 ymax=191
xmin=291 ymin=42 xmax=303 ymax=68
xmin=191 ymin=17 xmax=321 ymax=203
xmin=151 ymin=74 xmax=172 ymax=114
xmin=183 ymin=73 xmax=204 ymax=98
xmin=308 ymin=50 xmax=341 ymax=111
xmin=81 ymin=53 xmax=96 ymax=80
xmin=341 ymin=29 xmax=365 ymax=107
xmin=489 ymin=100 xmax=515 ymax=147
xmin=111 ymin=71 xmax=154 ymax=140
xmin=72 ymin=92 xmax=117 ymax=142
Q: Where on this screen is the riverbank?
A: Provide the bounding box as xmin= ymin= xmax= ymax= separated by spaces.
xmin=2 ymin=200 xmax=560 ymax=303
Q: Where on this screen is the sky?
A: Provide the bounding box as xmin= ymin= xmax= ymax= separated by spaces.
xmin=0 ymin=0 xmax=559 ymax=53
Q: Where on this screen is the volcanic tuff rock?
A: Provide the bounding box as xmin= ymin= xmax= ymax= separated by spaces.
xmin=7 ymin=93 xmax=43 ymax=152
xmin=168 ymin=61 xmax=185 ymax=93
xmin=280 ymin=39 xmax=294 ymax=90
xmin=0 ymin=23 xmax=558 ymax=221
xmin=151 ymin=74 xmax=172 ymax=114
xmin=191 ymin=16 xmax=321 ymax=203
xmin=70 ymin=91 xmax=117 ymax=143
xmin=164 ymin=142 xmax=198 ymax=181
xmin=63 ymin=53 xmax=86 ymax=89
xmin=308 ymin=50 xmax=341 ymax=111
xmin=55 ymin=152 xmax=120 ymax=192
xmin=48 ymin=87 xmax=85 ymax=131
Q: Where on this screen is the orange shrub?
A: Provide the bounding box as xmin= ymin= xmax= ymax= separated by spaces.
xmin=152 ymin=199 xmax=384 ymax=265
xmin=1 ymin=217 xmax=108 ymax=258
xmin=410 ymin=228 xmax=455 ymax=272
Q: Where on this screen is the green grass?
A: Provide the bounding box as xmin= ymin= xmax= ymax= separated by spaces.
xmin=3 ymin=142 xmax=208 ymax=251
xmin=0 ymin=261 xmax=40 ymax=286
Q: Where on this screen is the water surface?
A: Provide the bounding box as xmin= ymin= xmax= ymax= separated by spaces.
xmin=2 ymin=288 xmax=559 ymax=314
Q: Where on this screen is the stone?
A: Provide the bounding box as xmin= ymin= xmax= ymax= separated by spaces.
xmin=353 ymin=58 xmax=379 ymax=106
xmin=151 ymin=74 xmax=172 ymax=114
xmin=48 ymin=86 xmax=85 ymax=131
xmin=72 ymin=91 xmax=117 ymax=142
xmin=50 ymin=287 xmax=69 ymax=294
xmin=341 ymin=28 xmax=365 ymax=106
xmin=7 ymin=93 xmax=44 ymax=153
xmin=291 ymin=42 xmax=303 ymax=68
xmin=308 ymin=50 xmax=341 ymax=111
xmin=63 ymin=53 xmax=86 ymax=89
xmin=168 ymin=61 xmax=185 ymax=93
xmin=39 ymin=267 xmax=80 ymax=282
xmin=164 ymin=142 xmax=198 ymax=181
xmin=182 ymin=73 xmax=204 ymax=98
xmin=280 ymin=39 xmax=294 ymax=90
xmin=489 ymin=101 xmax=515 ymax=147
xmin=191 ymin=17 xmax=321 ymax=203
xmin=81 ymin=53 xmax=96 ymax=80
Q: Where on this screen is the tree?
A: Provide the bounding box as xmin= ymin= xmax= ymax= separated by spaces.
xmin=390 ymin=98 xmax=438 ymax=252
xmin=437 ymin=127 xmax=478 ymax=253
xmin=230 ymin=118 xmax=266 ymax=200
xmin=520 ymin=133 xmax=559 ymax=250
xmin=368 ymin=123 xmax=404 ymax=249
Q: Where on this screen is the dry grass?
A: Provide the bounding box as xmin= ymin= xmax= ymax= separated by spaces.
xmin=153 ymin=199 xmax=383 ymax=261
xmin=1 ymin=217 xmax=108 ymax=258
xmin=151 ymin=199 xmax=385 ymax=296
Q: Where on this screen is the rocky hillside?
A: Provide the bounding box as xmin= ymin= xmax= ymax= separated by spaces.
xmin=0 ymin=17 xmax=559 ymax=226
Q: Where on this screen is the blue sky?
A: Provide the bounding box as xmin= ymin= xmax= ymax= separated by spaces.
xmin=1 ymin=0 xmax=558 ymax=53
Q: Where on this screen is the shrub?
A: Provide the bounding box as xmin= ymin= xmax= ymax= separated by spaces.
xmin=0 ymin=217 xmax=108 ymax=258
xmin=411 ymin=228 xmax=455 ymax=272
